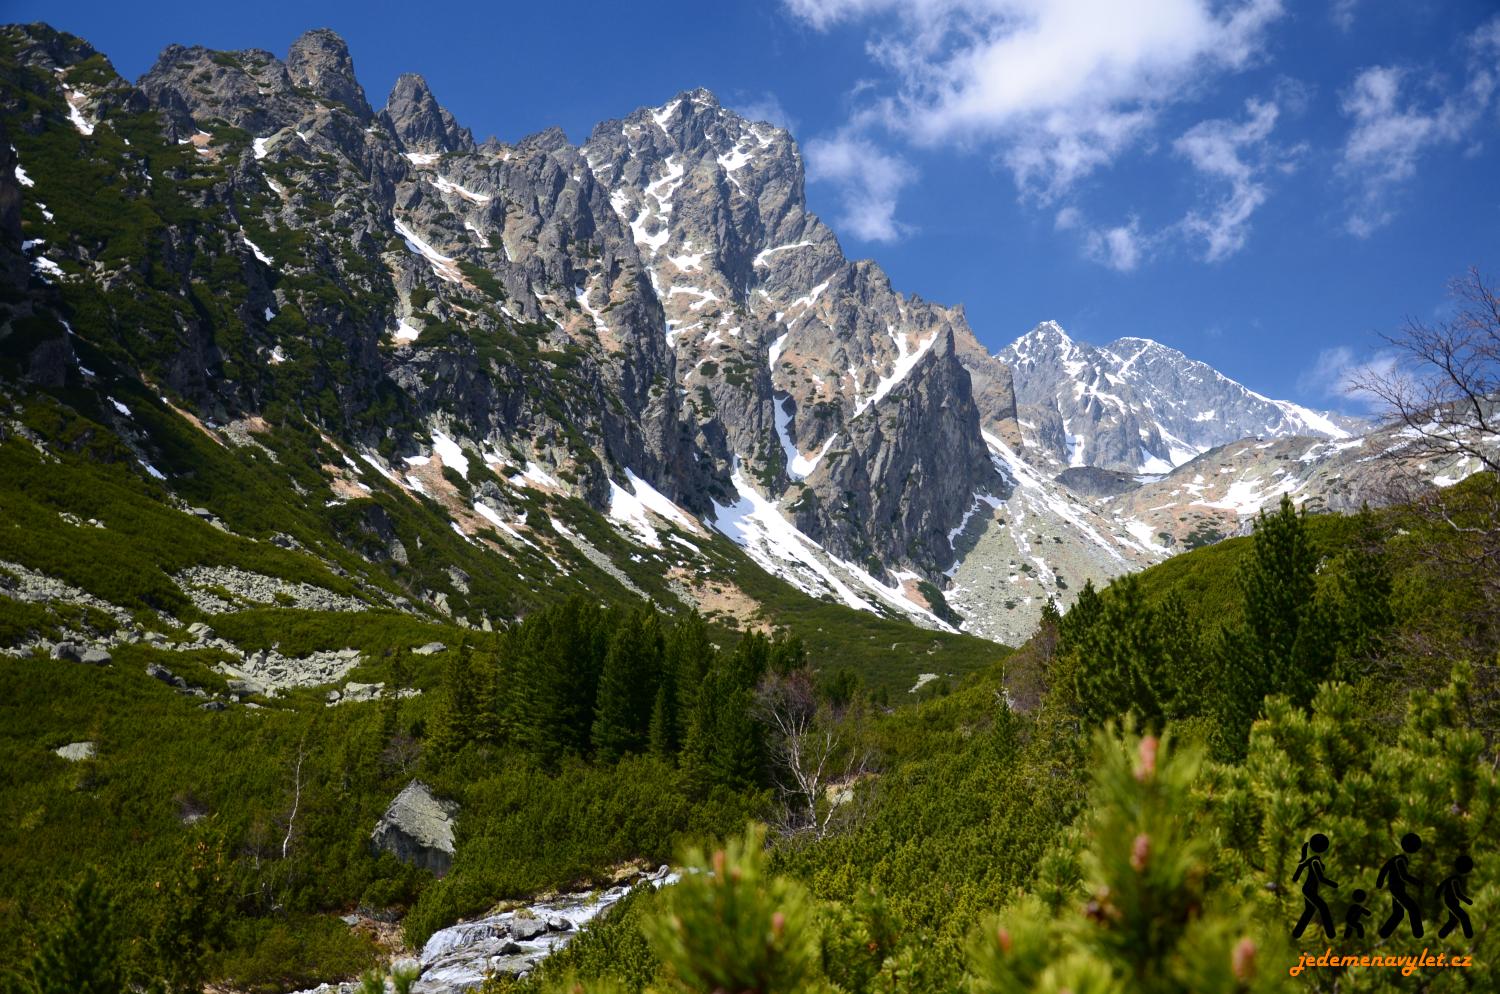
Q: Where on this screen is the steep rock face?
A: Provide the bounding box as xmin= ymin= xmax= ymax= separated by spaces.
xmin=998 ymin=321 xmax=1361 ymax=473
xmin=951 ymin=315 xmax=1020 ymax=442
xmin=13 ymin=22 xmax=1470 ymax=641
xmin=383 ymin=73 xmax=473 ymax=153
xmin=581 ymin=90 xmax=1003 ymax=575
xmin=130 ymin=44 xmax=1015 ymax=588
xmin=131 ymin=28 xmax=700 ymax=507
xmin=8 ymin=22 xmax=1070 ymax=631
xmin=798 ymin=327 xmax=997 ymax=569
xmin=285 ymin=28 xmax=373 ymax=121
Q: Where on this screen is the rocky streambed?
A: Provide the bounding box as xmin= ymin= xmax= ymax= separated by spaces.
xmin=296 ymin=866 xmax=677 ymax=994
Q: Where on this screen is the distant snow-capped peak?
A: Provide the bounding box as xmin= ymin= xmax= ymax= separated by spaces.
xmin=998 ymin=322 xmax=1361 ymax=474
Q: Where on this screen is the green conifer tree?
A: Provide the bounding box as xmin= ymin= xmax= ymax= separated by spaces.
xmin=1060 ymin=579 xmax=1105 ymax=652
xmin=1071 ymin=578 xmax=1201 ymax=729
xmin=1330 ymin=505 xmax=1394 ymax=677
xmin=380 ymin=648 xmax=407 ymax=746
xmin=648 ymin=682 xmax=675 ymax=760
xmin=146 ymin=825 xmax=234 ymax=994
xmin=669 ymin=612 xmax=716 ymax=750
xmin=15 ymin=869 xmax=128 ymax=994
xmin=1213 ymin=495 xmax=1335 ymax=757
xmin=431 ymin=638 xmax=480 ymax=755
xmin=969 ymin=730 xmax=1287 ymax=994
xmin=640 ymin=825 xmax=821 ymax=994
xmin=591 ymin=607 xmax=663 ymax=762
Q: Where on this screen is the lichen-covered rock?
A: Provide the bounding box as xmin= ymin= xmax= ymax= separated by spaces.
xmin=372 ymin=781 xmax=459 ymax=877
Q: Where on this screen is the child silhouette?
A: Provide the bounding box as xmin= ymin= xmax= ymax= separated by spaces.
xmin=1292 ymin=833 xmax=1339 ymax=939
xmin=1437 ymin=855 xmax=1474 ymax=940
xmin=1344 ymin=889 xmax=1370 ymax=938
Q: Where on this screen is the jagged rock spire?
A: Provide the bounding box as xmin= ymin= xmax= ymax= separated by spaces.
xmin=383 ymin=72 xmax=473 ymax=152
xmin=287 ymin=28 xmax=372 ymax=120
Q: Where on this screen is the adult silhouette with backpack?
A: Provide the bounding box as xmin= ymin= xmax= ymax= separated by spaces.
xmin=1292 ymin=833 xmax=1339 ymax=938
xmin=1377 ymin=833 xmax=1424 ymax=938
xmin=1437 ymin=854 xmax=1475 ymax=939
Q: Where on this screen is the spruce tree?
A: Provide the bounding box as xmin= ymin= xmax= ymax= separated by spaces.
xmin=710 ymin=680 xmax=765 ymax=789
xmin=380 ymin=648 xmax=407 ymax=746
xmin=431 ymin=638 xmax=480 ymax=755
xmin=1242 ymin=494 xmax=1332 ymax=700
xmin=591 ymin=607 xmax=663 ymax=761
xmin=648 ymin=682 xmax=675 ymax=760
xmin=547 ymin=597 xmax=609 ymax=757
xmin=1060 ymin=578 xmax=1104 ymax=651
xmin=1213 ymin=495 xmax=1334 ymax=757
xmin=1153 ymin=591 xmax=1202 ymax=720
xmin=669 ymin=612 xmax=716 ymax=749
xmin=1330 ymin=505 xmax=1393 ymax=677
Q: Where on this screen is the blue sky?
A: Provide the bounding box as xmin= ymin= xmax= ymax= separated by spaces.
xmin=14 ymin=0 xmax=1499 ymax=413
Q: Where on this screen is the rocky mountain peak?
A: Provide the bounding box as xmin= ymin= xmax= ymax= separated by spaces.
xmin=5 ymin=22 xmax=99 ymax=71
xmin=998 ymin=324 xmax=1360 ymax=474
xmin=9 ymin=19 xmax=1452 ymax=649
xmin=515 ymin=125 xmax=572 ymax=155
xmin=286 ymin=27 xmax=372 ymax=120
xmin=1010 ymin=320 xmax=1075 ymax=357
xmin=383 ymin=72 xmax=473 ymax=152
xmin=590 ymin=89 xmax=797 ymax=186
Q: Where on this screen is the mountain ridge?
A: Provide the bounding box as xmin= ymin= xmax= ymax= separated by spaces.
xmin=4 ymin=22 xmax=1479 ymax=647
xmin=996 ymin=319 xmax=1363 ymax=475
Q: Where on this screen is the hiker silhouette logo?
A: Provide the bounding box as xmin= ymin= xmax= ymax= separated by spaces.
xmin=1290 ymin=832 xmax=1477 ymax=943
xmin=1292 ymin=833 xmax=1338 ymax=939
xmin=1438 ymin=855 xmax=1475 ymax=939
xmin=1377 ymin=833 xmax=1425 ymax=938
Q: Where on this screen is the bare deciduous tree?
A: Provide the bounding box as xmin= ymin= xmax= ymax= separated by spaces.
xmin=1356 ymin=266 xmax=1500 ymax=667
xmin=1356 ymin=267 xmax=1500 ymax=477
xmin=755 ymin=670 xmax=871 ymax=840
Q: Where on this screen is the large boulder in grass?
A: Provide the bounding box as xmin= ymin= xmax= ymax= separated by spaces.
xmin=371 ymin=780 xmax=458 ymax=877
xmin=54 ymin=741 xmax=96 ymax=761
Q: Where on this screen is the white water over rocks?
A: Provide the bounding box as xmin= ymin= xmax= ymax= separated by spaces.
xmin=294 ymin=866 xmax=677 ymax=994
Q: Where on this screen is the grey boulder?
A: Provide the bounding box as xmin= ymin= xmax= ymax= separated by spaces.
xmin=50 ymin=641 xmax=82 ymax=662
xmin=508 ymin=917 xmax=548 ymax=941
xmin=371 ymin=780 xmax=459 ymax=877
xmin=54 ymin=741 xmax=96 ymax=761
xmin=147 ymin=662 xmax=188 ymax=688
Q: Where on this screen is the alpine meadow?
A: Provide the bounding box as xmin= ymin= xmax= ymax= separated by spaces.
xmin=3 ymin=4 xmax=1499 ymax=994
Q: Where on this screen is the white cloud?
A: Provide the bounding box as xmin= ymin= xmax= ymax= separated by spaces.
xmin=783 ymin=0 xmax=1285 ymax=201
xmin=804 ymin=131 xmax=916 ymax=242
xmin=732 ymin=92 xmax=798 ymax=132
xmin=1054 ymin=206 xmax=1150 ymax=270
xmin=1173 ymin=98 xmax=1300 ymax=262
xmin=783 ymin=0 xmax=890 ymax=30
xmin=1084 ymin=217 xmax=1145 ymax=272
xmin=1298 ymin=345 xmax=1399 ymax=409
xmin=1331 ymin=0 xmax=1359 ymax=32
xmin=1338 ymin=17 xmax=1500 ymax=236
